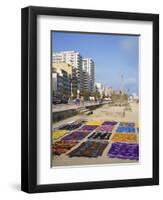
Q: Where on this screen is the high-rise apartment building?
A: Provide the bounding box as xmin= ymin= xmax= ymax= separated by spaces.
xmin=95 ymin=83 xmax=112 ymax=97
xmin=52 ymin=51 xmax=83 ymax=94
xmin=82 ymin=70 xmax=89 ymax=92
xmin=82 ymin=58 xmax=95 ymax=93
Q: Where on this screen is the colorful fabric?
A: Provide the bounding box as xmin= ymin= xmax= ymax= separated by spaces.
xmin=96 ymin=125 xmax=114 ymax=132
xmin=79 ymin=125 xmax=98 ymax=131
xmin=52 ymin=141 xmax=78 ymax=155
xmin=52 ymin=130 xmax=68 ymax=140
xmin=119 ymin=122 xmax=135 ymax=127
xmin=68 ymin=141 xmax=108 ymax=157
xmin=102 ymin=121 xmax=117 ymax=126
xmin=61 ymin=131 xmax=90 ymax=140
xmin=59 ymin=122 xmax=83 ymax=131
xmin=111 ymin=133 xmax=137 ymax=143
xmin=85 ymin=121 xmax=103 ymax=125
xmin=108 ymin=142 xmax=139 ymax=160
xmin=88 ymin=131 xmax=112 ymax=140
xmin=116 ymin=126 xmax=136 ymax=133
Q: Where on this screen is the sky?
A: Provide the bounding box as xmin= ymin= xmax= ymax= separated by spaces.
xmin=52 ymin=31 xmax=139 ymax=95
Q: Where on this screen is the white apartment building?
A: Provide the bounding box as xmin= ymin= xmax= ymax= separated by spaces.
xmin=82 ymin=70 xmax=89 ymax=92
xmin=82 ymin=58 xmax=95 ymax=93
xmin=52 ymin=51 xmax=83 ymax=91
xmin=95 ymin=82 xmax=103 ymax=97
xmin=95 ymin=83 xmax=112 ymax=97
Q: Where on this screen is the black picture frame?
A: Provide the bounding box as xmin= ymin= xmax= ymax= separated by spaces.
xmin=21 ymin=6 xmax=159 ymax=193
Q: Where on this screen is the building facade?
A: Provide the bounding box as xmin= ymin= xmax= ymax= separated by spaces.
xmin=95 ymin=82 xmax=112 ymax=97
xmin=82 ymin=58 xmax=95 ymax=93
xmin=52 ymin=51 xmax=83 ymax=95
xmin=82 ymin=70 xmax=89 ymax=92
xmin=52 ymin=63 xmax=72 ymax=98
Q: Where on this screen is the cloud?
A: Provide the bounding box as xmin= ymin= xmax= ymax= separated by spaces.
xmin=120 ymin=37 xmax=138 ymax=52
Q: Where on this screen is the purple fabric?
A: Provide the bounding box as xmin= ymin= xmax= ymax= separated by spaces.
xmin=61 ymin=131 xmax=90 ymax=140
xmin=102 ymin=121 xmax=117 ymax=126
xmin=96 ymin=125 xmax=113 ymax=132
xmin=108 ymin=142 xmax=139 ymax=160
xmin=79 ymin=125 xmax=98 ymax=131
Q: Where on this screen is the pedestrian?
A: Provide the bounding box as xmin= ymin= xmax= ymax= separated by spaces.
xmin=81 ymin=96 xmax=84 ymax=107
xmin=76 ymin=97 xmax=80 ymax=106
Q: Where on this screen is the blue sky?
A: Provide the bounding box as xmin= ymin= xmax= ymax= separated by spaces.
xmin=52 ymin=31 xmax=139 ymax=95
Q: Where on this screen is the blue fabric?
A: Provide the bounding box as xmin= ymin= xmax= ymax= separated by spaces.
xmin=116 ymin=126 xmax=136 ymax=133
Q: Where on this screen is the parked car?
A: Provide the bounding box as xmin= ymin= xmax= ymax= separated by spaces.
xmin=52 ymin=96 xmax=68 ymax=104
xmin=52 ymin=96 xmax=61 ymax=104
xmin=60 ymin=97 xmax=68 ymax=104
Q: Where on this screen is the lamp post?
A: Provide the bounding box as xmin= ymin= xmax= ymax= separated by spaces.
xmin=70 ymin=79 xmax=73 ymax=100
xmin=77 ymin=89 xmax=80 ymax=99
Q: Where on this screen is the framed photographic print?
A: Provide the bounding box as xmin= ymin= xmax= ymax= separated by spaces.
xmin=21 ymin=6 xmax=159 ymax=193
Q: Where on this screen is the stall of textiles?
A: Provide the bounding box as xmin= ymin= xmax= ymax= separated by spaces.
xmin=52 ymin=119 xmax=139 ymax=161
xmin=108 ymin=142 xmax=139 ymax=160
xmin=52 ymin=140 xmax=79 ymax=155
xmin=68 ymin=141 xmax=108 ymax=158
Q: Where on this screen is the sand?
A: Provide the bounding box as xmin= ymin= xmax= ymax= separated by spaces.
xmin=52 ymin=102 xmax=139 ymax=167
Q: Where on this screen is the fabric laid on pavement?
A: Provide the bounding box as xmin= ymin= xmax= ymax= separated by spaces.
xmin=68 ymin=141 xmax=108 ymax=158
xmin=59 ymin=122 xmax=83 ymax=131
xmin=102 ymin=121 xmax=117 ymax=126
xmin=79 ymin=125 xmax=98 ymax=131
xmin=96 ymin=125 xmax=114 ymax=132
xmin=108 ymin=142 xmax=139 ymax=160
xmin=61 ymin=131 xmax=91 ymax=140
xmin=88 ymin=131 xmax=112 ymax=140
xmin=119 ymin=122 xmax=135 ymax=127
xmin=111 ymin=133 xmax=137 ymax=143
xmin=85 ymin=121 xmax=103 ymax=125
xmin=52 ymin=130 xmax=68 ymax=140
xmin=116 ymin=126 xmax=136 ymax=133
xmin=52 ymin=140 xmax=79 ymax=155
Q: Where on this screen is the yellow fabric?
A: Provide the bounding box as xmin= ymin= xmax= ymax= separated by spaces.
xmin=111 ymin=133 xmax=137 ymax=143
xmin=52 ymin=130 xmax=68 ymax=140
xmin=85 ymin=121 xmax=103 ymax=125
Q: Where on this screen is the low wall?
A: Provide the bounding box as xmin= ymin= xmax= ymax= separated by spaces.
xmin=52 ymin=103 xmax=106 ymax=123
xmin=85 ymin=103 xmax=106 ymax=110
xmin=52 ymin=108 xmax=79 ymax=123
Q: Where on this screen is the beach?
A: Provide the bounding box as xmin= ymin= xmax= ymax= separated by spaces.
xmin=52 ymin=102 xmax=139 ymax=167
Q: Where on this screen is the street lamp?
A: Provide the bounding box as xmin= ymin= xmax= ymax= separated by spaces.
xmin=77 ymin=89 xmax=80 ymax=99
